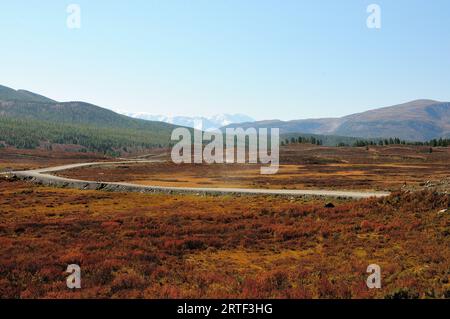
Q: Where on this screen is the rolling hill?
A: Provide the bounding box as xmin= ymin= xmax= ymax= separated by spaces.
xmin=224 ymin=100 xmax=450 ymax=141
xmin=0 ymin=85 xmax=180 ymax=154
xmin=0 ymin=85 xmax=56 ymax=104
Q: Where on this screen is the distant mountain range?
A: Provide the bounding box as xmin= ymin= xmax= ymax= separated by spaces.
xmin=224 ymin=100 xmax=450 ymax=141
xmin=1 ymin=84 xmax=449 ymax=153
xmin=118 ymin=112 xmax=254 ymax=131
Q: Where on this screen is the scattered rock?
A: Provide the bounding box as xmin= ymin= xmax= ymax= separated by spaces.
xmin=438 ymin=209 xmax=449 ymax=215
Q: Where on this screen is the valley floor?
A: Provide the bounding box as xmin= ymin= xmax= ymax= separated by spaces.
xmin=55 ymin=144 xmax=450 ymax=192
xmin=0 ymin=145 xmax=449 ymax=298
xmin=0 ymin=180 xmax=448 ymax=298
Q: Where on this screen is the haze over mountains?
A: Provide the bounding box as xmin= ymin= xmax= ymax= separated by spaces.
xmin=224 ymin=100 xmax=450 ymax=141
xmin=119 ymin=112 xmax=254 ymax=131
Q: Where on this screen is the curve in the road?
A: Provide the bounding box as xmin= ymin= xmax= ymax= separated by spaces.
xmin=6 ymin=161 xmax=391 ymax=199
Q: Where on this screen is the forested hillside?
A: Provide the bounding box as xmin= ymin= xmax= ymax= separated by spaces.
xmin=0 ymin=85 xmax=179 ymax=155
xmin=0 ymin=117 xmax=172 ymax=156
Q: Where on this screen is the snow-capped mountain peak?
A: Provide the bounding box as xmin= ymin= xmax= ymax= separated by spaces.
xmin=116 ymin=112 xmax=254 ymax=131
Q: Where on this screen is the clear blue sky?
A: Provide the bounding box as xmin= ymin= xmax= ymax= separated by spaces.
xmin=1 ymin=0 xmax=449 ymax=120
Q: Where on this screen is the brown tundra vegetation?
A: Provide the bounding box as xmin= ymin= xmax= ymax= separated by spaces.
xmin=57 ymin=144 xmax=450 ymax=191
xmin=0 ymin=180 xmax=449 ymax=298
xmin=0 ymin=145 xmax=449 ymax=299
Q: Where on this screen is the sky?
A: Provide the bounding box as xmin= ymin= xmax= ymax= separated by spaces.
xmin=1 ymin=0 xmax=449 ymax=120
